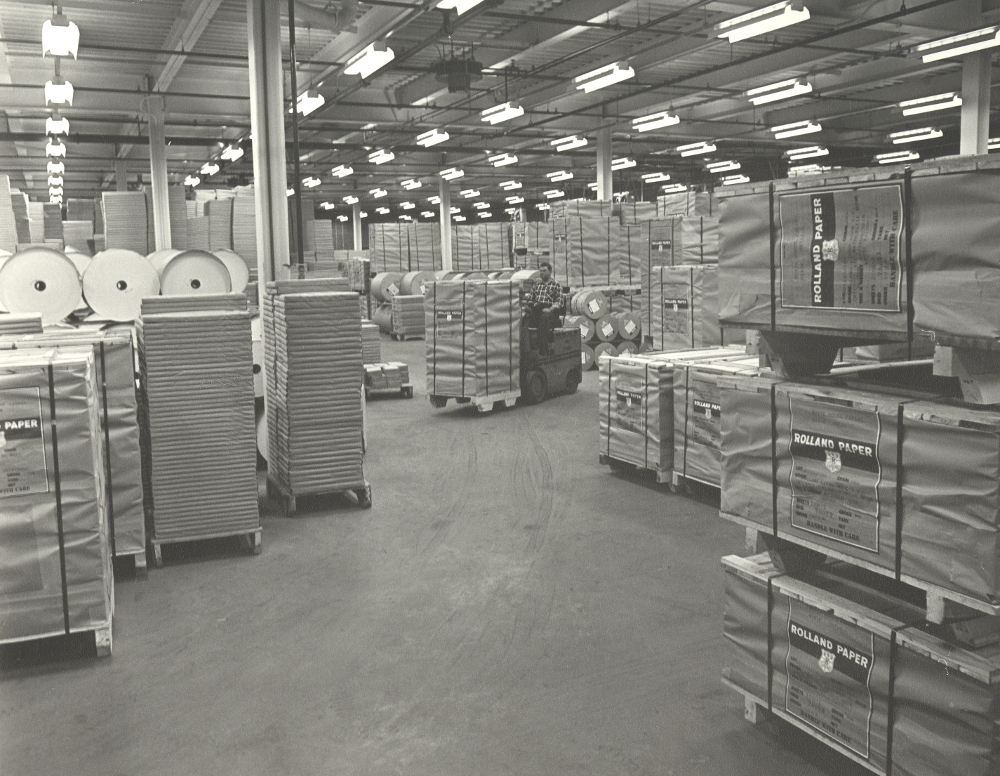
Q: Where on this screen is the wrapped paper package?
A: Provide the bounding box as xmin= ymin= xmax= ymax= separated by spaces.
xmin=657 ymin=190 xmax=714 ymax=217
xmin=477 ymin=223 xmax=512 ymax=269
xmin=0 ymin=349 xmax=113 ymax=647
xmin=361 ymin=321 xmax=381 ymax=364
xmin=550 ymin=217 xmax=622 ymax=287
xmin=510 ymin=222 xmax=552 ymax=261
xmin=644 ymin=264 xmax=724 ymax=351
xmin=391 ymin=294 xmax=425 ymax=338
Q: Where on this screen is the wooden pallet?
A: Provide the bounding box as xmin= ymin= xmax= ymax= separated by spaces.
xmin=598 ymin=453 xmax=670 ymax=484
xmin=113 ymin=549 xmax=148 ymax=579
xmin=267 ymin=476 xmax=372 ymax=516
xmin=389 ymin=332 xmax=424 ymax=341
xmin=669 ymin=470 xmax=719 ymax=495
xmin=149 ymin=528 xmax=262 ymax=568
xmin=933 ymin=341 xmax=1000 ymax=404
xmin=365 ymin=382 xmax=413 ymax=400
xmin=428 ymin=390 xmax=519 ymax=413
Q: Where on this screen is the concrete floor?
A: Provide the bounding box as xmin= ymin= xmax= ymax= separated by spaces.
xmin=0 ymin=336 xmax=870 ymax=776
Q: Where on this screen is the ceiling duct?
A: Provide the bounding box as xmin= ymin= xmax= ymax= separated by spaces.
xmin=434 ymin=54 xmax=483 ymax=93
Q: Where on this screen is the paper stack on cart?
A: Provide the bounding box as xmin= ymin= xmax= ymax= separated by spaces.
xmin=262 ymin=286 xmax=365 ymax=496
xmin=137 ymin=308 xmax=259 ymax=548
xmin=0 ymin=349 xmax=114 ymax=652
xmin=391 ymin=294 xmax=425 ymax=338
xmin=361 ymin=321 xmax=381 ymax=364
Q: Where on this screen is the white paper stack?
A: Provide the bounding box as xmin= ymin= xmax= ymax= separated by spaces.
xmin=361 ymin=321 xmax=381 ymax=364
xmin=0 ymin=313 xmax=44 ymax=335
xmin=102 ymin=192 xmax=149 ymax=254
xmin=0 ymin=175 xmax=17 ymax=254
xmin=141 ymin=293 xmax=246 ymax=316
xmin=309 ymin=219 xmax=335 ymax=260
xmin=41 ymin=204 xmax=62 ymax=243
xmin=168 ymin=187 xmax=188 ymax=249
xmin=137 ymin=308 xmax=259 ymax=544
xmin=186 ymin=215 xmax=210 ymax=250
xmin=11 ymin=190 xmax=31 ymax=246
xmin=207 ymin=198 xmax=233 ymax=251
xmin=67 ymin=199 xmax=95 ymax=225
xmin=62 ymin=221 xmax=94 ymax=255
xmin=391 ymin=294 xmax=425 ymax=337
xmin=263 ymin=283 xmax=365 ymax=496
xmin=27 ymin=202 xmax=45 ymax=244
xmin=232 ymin=189 xmax=257 ymax=265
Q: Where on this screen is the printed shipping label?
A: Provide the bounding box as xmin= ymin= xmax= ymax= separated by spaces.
xmin=613 ymin=373 xmax=645 ymax=435
xmin=0 ymin=387 xmax=49 ymax=498
xmin=778 ymin=184 xmax=903 ymax=311
xmin=602 ymin=323 xmax=615 ymax=338
xmin=783 ymin=598 xmax=875 ymax=759
xmin=388 ymin=282 xmax=399 ymax=296
xmin=661 ymin=292 xmax=691 ymax=336
xmin=786 ymin=395 xmax=882 ymax=552
xmin=688 ymin=379 xmax=723 ymax=452
xmin=435 ymin=308 xmax=465 ymax=339
xmin=624 ymin=320 xmax=637 ymax=334
xmin=588 ymin=299 xmax=601 ymax=314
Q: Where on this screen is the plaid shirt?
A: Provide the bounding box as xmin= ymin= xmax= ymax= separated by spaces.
xmin=526 ymin=278 xmax=564 ymax=309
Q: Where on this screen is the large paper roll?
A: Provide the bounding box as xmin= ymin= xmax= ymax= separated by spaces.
xmin=400 ymin=270 xmax=435 ymax=296
xmin=63 ymin=246 xmax=92 ymax=276
xmin=594 ymin=341 xmax=617 ymax=363
xmin=580 ymin=342 xmax=596 ymax=371
xmin=564 ymin=314 xmax=596 ymax=343
xmin=211 ymin=248 xmax=250 ymax=293
xmin=595 ymin=313 xmax=618 ymax=342
xmin=158 ymin=249 xmax=232 ymax=296
xmin=0 ymin=246 xmax=81 ymax=324
xmin=83 ymin=249 xmax=160 ymax=321
xmin=614 ymin=311 xmax=641 ymax=341
xmin=371 ymin=271 xmax=403 ymax=303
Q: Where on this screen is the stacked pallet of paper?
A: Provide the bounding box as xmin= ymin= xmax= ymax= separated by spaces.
xmin=67 ymin=198 xmax=95 ymax=225
xmin=644 ymin=264 xmax=724 ymax=350
xmin=140 ymin=293 xmax=247 ymax=316
xmin=0 ymin=314 xmax=43 ymax=335
xmin=137 ymin=307 xmax=259 ymax=545
xmin=62 ymin=221 xmax=94 ymax=255
xmin=27 ymin=202 xmax=44 ymax=243
xmin=723 ymin=553 xmax=1000 ymax=776
xmin=232 ymin=189 xmax=257 ymax=264
xmin=365 ymin=361 xmax=409 ymax=390
xmin=408 ymin=223 xmax=439 ymax=271
xmin=41 ymin=203 xmax=61 ymax=243
xmin=102 ymin=192 xmax=149 ymax=254
xmin=615 ymin=201 xmax=658 ymax=224
xmin=0 ymin=349 xmax=113 ymax=651
xmin=361 ymin=321 xmax=381 ymax=364
xmin=1 ymin=327 xmax=146 ymax=562
xmin=186 ymin=215 xmax=210 ymax=250
xmin=205 ymin=198 xmax=232 ymax=251
xmin=551 ymin=217 xmax=622 ymax=287
xmin=346 ymin=256 xmax=369 ymax=293
xmin=11 ymin=189 xmax=31 ymax=245
xmin=308 ymin=219 xmax=336 ymax=259
xmin=451 ymin=225 xmax=477 ymax=270
xmin=425 ymin=280 xmax=520 ymax=399
xmin=549 ymin=200 xmax=614 ymax=219
xmin=478 ymin=223 xmax=511 ymax=269
xmin=657 ymin=190 xmax=713 ymax=217
xmin=0 ymin=175 xmax=17 ymax=254
xmin=331 ymin=220 xmax=352 ymax=251
xmin=262 ymin=283 xmax=365 ymax=495
xmin=622 ymin=217 xmax=719 ymax=287
xmin=391 ymin=294 xmax=425 ymax=338
xmin=167 ymin=187 xmax=188 ymax=249
xmin=510 ymin=221 xmax=552 ymax=263
xmin=369 ymin=223 xmax=407 ymax=271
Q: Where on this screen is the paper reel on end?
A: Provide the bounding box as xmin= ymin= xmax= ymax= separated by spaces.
xmin=83 ymin=249 xmax=160 ymax=321
xmin=0 ymin=247 xmax=82 ymax=324
xmin=211 ymin=249 xmax=250 ymax=293
xmin=158 ymin=249 xmax=232 ymax=296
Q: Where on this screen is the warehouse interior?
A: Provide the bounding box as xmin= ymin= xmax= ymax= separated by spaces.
xmin=3 ymin=1 xmax=1000 ymax=775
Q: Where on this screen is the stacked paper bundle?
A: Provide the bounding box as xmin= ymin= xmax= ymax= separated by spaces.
xmin=657 ymin=190 xmax=713 ymax=217
xmin=187 ymin=215 xmax=210 ymax=249
xmin=0 ymin=175 xmax=17 ymax=254
xmin=41 ymin=204 xmax=62 ymax=243
xmin=362 ymin=321 xmax=381 ymax=364
xmin=1 ymin=327 xmax=146 ymax=564
xmin=551 ymin=217 xmax=622 ymax=287
xmin=67 ymin=198 xmax=95 ymax=225
xmin=391 ymin=294 xmax=425 ymax=338
xmin=11 ymin=189 xmax=31 ymax=245
xmin=549 ymin=200 xmax=614 ymax=219
xmin=0 ymin=313 xmax=44 ymax=335
xmin=206 ymin=198 xmax=233 ymax=251
xmin=62 ymin=221 xmax=94 ymax=255
xmin=332 ymin=220 xmax=352 ymax=251
xmin=615 ymin=201 xmax=658 ymax=224
xmin=137 ymin=307 xmax=259 ymax=548
xmin=510 ymin=222 xmax=552 ymax=263
xmin=93 ymin=196 xmax=104 ymax=234
xmin=645 ymin=264 xmax=724 ymax=350
xmin=309 ymin=219 xmax=336 ymax=259
xmin=140 ymin=293 xmax=246 ymax=316
xmin=27 ymin=202 xmax=45 ymax=243
xmin=168 ymin=187 xmax=188 ymax=249
xmin=143 ymin=190 xmax=156 ymax=252
xmin=262 ymin=284 xmax=366 ymax=496
xmin=232 ymin=189 xmax=257 ymax=265
xmin=365 ymin=361 xmax=409 ymax=390
xmin=102 ymin=192 xmax=149 ymax=254
xmin=478 ymin=223 xmax=511 ymax=269
xmin=0 ymin=349 xmax=113 ymax=652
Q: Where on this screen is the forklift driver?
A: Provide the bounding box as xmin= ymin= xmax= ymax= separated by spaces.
xmin=522 ymin=262 xmax=564 ymax=355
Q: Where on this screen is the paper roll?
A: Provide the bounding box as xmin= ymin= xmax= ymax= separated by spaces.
xmin=83 ymin=249 xmax=161 ymax=321
xmin=371 ymin=272 xmax=403 ymax=303
xmin=251 ymin=317 xmax=264 ymax=399
xmin=158 ymin=249 xmax=232 ymax=296
xmin=63 ymin=247 xmax=92 ymax=277
xmin=211 ymin=248 xmax=250 ymax=293
xmin=594 ymin=342 xmax=617 ymax=363
xmin=0 ymin=247 xmax=82 ymax=324
xmin=147 ymin=248 xmax=184 ymax=275
xmin=580 ymin=343 xmax=596 ymax=371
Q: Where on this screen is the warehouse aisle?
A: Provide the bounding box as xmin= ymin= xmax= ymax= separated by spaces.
xmin=0 ymin=337 xmax=869 ymax=776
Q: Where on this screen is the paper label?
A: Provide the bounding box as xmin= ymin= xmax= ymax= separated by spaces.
xmin=388 ymin=282 xmax=399 ymax=296
xmin=783 ymin=598 xmax=875 ymax=759
xmin=602 ymin=323 xmax=614 ymax=338
xmin=786 ymin=395 xmax=882 ymax=551
xmin=588 ymin=299 xmax=601 ymax=314
xmin=435 ymin=308 xmax=464 ymax=339
xmin=614 ymin=381 xmax=644 ymax=434
xmin=0 ymin=387 xmax=49 ymax=498
xmin=778 ymin=185 xmax=903 ymax=312
xmin=624 ymin=320 xmax=637 ymax=334
xmin=661 ymin=292 xmax=691 ymax=336
xmin=419 ymin=282 xmax=427 ymax=295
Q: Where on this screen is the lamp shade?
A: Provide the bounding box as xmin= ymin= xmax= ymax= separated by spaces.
xmin=44 ymin=79 xmax=74 ymax=106
xmin=42 ymin=17 xmax=80 ymax=59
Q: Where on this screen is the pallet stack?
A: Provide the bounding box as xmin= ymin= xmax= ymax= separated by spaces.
xmin=390 ymin=294 xmax=425 ymax=339
xmin=644 ymin=264 xmax=725 ymax=351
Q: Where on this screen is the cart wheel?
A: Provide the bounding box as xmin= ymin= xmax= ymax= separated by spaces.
xmin=356 ymin=485 xmax=372 ymax=508
xmin=565 ymin=368 xmax=581 ymax=394
xmin=523 ymin=369 xmax=547 ymax=405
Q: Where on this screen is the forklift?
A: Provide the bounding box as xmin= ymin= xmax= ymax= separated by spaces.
xmin=518 ymin=295 xmax=582 ymax=405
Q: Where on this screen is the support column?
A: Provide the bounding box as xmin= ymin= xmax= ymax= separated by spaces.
xmin=352 ymin=201 xmax=362 ymax=250
xmin=114 ymin=159 xmax=128 ymax=191
xmin=596 ymin=127 xmax=613 ymax=201
xmin=439 ymin=177 xmax=452 ymax=271
xmin=145 ymin=95 xmax=171 ymax=250
xmin=960 ymin=50 xmax=991 ymax=157
xmin=247 ymin=0 xmax=290 ymax=286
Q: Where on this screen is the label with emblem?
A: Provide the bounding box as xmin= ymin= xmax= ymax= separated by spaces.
xmin=435 ymin=308 xmax=465 ymax=339
xmin=0 ymin=388 xmax=49 ymax=498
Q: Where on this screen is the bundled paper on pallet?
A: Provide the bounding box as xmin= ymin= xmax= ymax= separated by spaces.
xmin=102 ymin=192 xmax=149 ymax=254
xmin=1 ymin=327 xmax=145 ymax=563
xmin=66 ymin=198 xmax=96 ymax=226
xmin=548 ymin=200 xmax=614 ymax=219
xmin=615 ymin=201 xmax=658 ymax=224
xmin=186 ymin=215 xmax=210 ymax=250
xmin=361 ymin=321 xmax=381 ymax=364
xmin=0 ymin=314 xmax=43 ymax=336
xmin=369 ymin=223 xmax=406 ymax=271
xmin=0 ymin=349 xmax=113 ymax=648
xmin=657 ymin=190 xmax=713 ymax=217
xmin=262 ymin=285 xmax=365 ymax=495
xmin=510 ymin=222 xmax=552 ymax=262
xmin=62 ymin=221 xmax=94 ymax=255
xmin=206 ymin=198 xmax=233 ymax=251
xmin=391 ymin=294 xmax=425 ymax=338
xmin=478 ymin=223 xmax=512 ymax=269
xmin=644 ymin=264 xmax=724 ymax=350
xmin=425 ymin=280 xmax=520 ymax=399
xmin=408 ymin=223 xmax=440 ymax=271
xmin=551 ymin=217 xmax=622 ymax=287
xmin=0 ymin=175 xmax=18 ymax=254
xmin=138 ymin=308 xmax=259 ymax=544
xmin=365 ymin=361 xmax=409 ymax=391
xmin=232 ymin=188 xmax=257 ymax=264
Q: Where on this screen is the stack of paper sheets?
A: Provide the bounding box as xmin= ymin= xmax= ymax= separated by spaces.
xmin=231 ymin=190 xmax=257 ymax=265
xmin=0 ymin=175 xmax=17 ymax=254
xmin=0 ymin=314 xmax=44 ymax=335
xmin=137 ymin=308 xmax=259 ymax=543
xmin=207 ymin=198 xmax=233 ymax=251
xmin=186 ymin=215 xmax=210 ymax=250
xmin=62 ymin=220 xmax=94 ymax=255
xmin=168 ymin=187 xmax=188 ymax=249
xmin=391 ymin=294 xmax=425 ymax=337
xmin=263 ymin=283 xmax=365 ymax=496
xmin=102 ymin=192 xmax=149 ymax=254
xmin=140 ymin=293 xmax=247 ymax=316
xmin=361 ymin=321 xmax=381 ymax=364
xmin=43 ymin=203 xmax=63 ymax=242
xmin=365 ymin=361 xmax=409 ymax=390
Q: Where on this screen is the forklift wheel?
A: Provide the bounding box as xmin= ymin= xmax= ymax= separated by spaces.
xmin=565 ymin=368 xmax=581 ymax=394
xmin=523 ymin=369 xmax=547 ymax=405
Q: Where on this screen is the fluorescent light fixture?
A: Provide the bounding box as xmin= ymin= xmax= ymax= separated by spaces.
xmin=48 ymin=176 xmax=63 ymax=187
xmin=721 ymin=174 xmax=750 ymax=185
xmin=49 ymin=194 xmax=62 ymax=204
xmin=370 ymin=188 xmax=388 ymax=198
xmin=221 ymin=144 xmax=244 ymax=162
xmin=45 ymin=116 xmax=69 ymax=136
xmin=989 ymin=137 xmax=1000 ymax=151
xmin=401 ymin=201 xmax=415 ymax=210
xmin=400 ymin=214 xmax=414 ymax=221
xmin=422 ymin=211 xmax=435 ymax=218
xmin=788 ymin=164 xmax=833 ymax=176
xmin=45 ymin=139 xmax=66 ymax=157
xmin=478 ymin=212 xmax=492 ymax=219
xmin=746 ymin=77 xmax=812 ymax=105
xmin=416 ymin=128 xmax=449 ymax=147
xmin=900 ymin=93 xmax=961 ymax=116
xmin=296 ymin=90 xmax=325 ymax=115
xmin=632 ymin=111 xmax=680 ymax=132
xmin=587 ymin=182 xmax=598 ymax=190
xmin=48 ymin=185 xmax=63 ymax=197
xmin=400 ymin=179 xmax=422 ymax=190
xmin=376 ymin=206 xmax=390 ymax=214
xmin=660 ymin=183 xmax=687 ymax=193
xmin=200 ymin=162 xmax=220 ymax=176
xmin=544 ymin=189 xmax=565 ymax=199
xmin=344 ymin=42 xmax=395 ymax=79
xmin=505 ymin=208 xmax=517 ymax=215
xmin=481 ymin=101 xmax=524 ymax=124
xmin=506 ymin=195 xmax=524 ymax=204
xmin=573 ymin=61 xmax=635 ymax=93
xmin=677 ymin=141 xmax=716 ymax=157
xmin=715 ymin=1 xmax=810 ymax=43
xmin=461 ymin=189 xmax=480 ymax=198
xmin=450 ymin=207 xmax=461 ymax=214
xmin=320 ymin=201 xmax=335 ymax=210
xmin=706 ymin=160 xmax=741 ymax=173
xmin=454 ymin=215 xmax=467 ymax=222
xmin=440 ymin=167 xmax=464 ymax=180
xmin=489 ymin=153 xmax=518 ymax=167
xmin=536 ymin=203 xmax=550 ymax=210
xmin=889 ymin=127 xmax=942 ymax=144
xmin=641 ymin=172 xmax=671 ymax=183
xmin=428 ymin=195 xmax=441 ymax=204
xmin=42 ymin=15 xmax=80 ymax=59
xmin=547 ymin=170 xmax=574 ymax=182
xmin=915 ymin=26 xmax=1000 ymax=63
xmin=437 ymin=0 xmax=488 ymax=17
xmin=286 ymin=187 xmax=295 ymax=197
xmin=611 ymin=157 xmax=637 ymax=171
xmin=47 ymin=160 xmax=64 ymax=175
xmin=343 ymin=195 xmax=360 ymax=204
xmin=184 ymin=175 xmax=201 ymax=187
xmin=369 ymin=149 xmax=394 ymax=164
xmin=303 ymin=176 xmax=321 ymax=188
xmin=360 ymin=211 xmax=368 ymax=218
xmin=785 ymin=145 xmax=829 ymax=160
xmin=473 ymin=201 xmax=490 ymax=210
xmin=876 ymin=150 xmax=920 ymax=164
xmin=499 ymin=180 xmax=521 ymax=190
xmin=44 ymin=78 xmax=73 ymax=106
xmin=331 ymin=164 xmax=354 ymax=178
xmin=337 ymin=215 xmax=349 ymax=222
xmin=552 ymin=135 xmax=588 ymax=150
xmin=772 ymin=120 xmax=821 ymax=139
